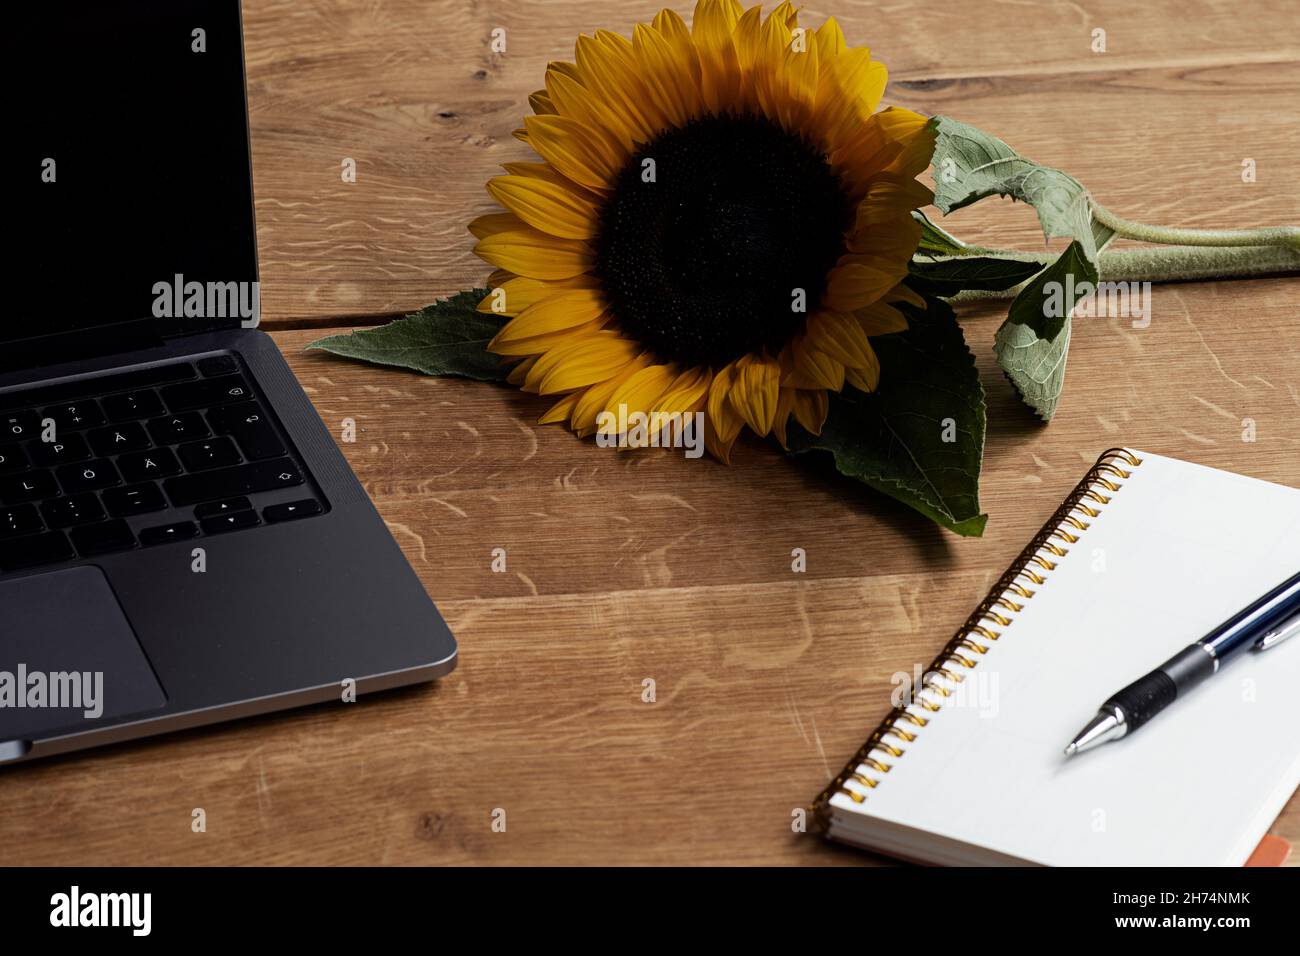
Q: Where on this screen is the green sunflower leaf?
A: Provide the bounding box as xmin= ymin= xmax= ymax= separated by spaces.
xmin=1004 ymin=240 xmax=1097 ymax=341
xmin=787 ymin=296 xmax=988 ymax=536
xmin=306 ymin=288 xmax=508 ymax=381
xmin=912 ymin=209 xmax=968 ymax=257
xmin=907 ymin=256 xmax=1044 ymax=297
xmin=994 ymin=315 xmax=1072 ymax=423
xmin=996 ymin=240 xmax=1099 ymax=419
xmin=928 ymin=116 xmax=1124 ymax=420
xmin=930 ymin=116 xmax=1098 ymax=260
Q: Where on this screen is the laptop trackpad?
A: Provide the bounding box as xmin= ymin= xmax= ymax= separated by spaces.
xmin=0 ymin=566 xmax=167 ymax=742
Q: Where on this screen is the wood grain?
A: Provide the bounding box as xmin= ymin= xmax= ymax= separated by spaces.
xmin=242 ymin=0 xmax=1300 ymax=325
xmin=1 ymin=0 xmax=1297 ymax=865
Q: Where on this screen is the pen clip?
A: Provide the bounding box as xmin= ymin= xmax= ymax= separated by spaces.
xmin=1256 ymin=612 xmax=1300 ymax=651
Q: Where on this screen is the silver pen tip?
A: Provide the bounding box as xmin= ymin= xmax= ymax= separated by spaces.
xmin=1065 ymin=707 xmax=1127 ymax=757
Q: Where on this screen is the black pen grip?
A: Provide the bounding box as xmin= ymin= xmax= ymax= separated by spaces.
xmin=1105 ymin=644 xmax=1216 ymax=731
xmin=1104 ymin=670 xmax=1176 ymax=731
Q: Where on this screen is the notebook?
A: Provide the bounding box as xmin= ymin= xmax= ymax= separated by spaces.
xmin=812 ymin=448 xmax=1300 ymax=866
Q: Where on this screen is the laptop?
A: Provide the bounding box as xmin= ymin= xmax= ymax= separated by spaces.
xmin=0 ymin=1 xmax=457 ymax=764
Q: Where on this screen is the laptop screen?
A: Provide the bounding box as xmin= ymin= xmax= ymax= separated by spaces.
xmin=5 ymin=1 xmax=257 ymax=346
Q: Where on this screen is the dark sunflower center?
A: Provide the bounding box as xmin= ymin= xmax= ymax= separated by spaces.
xmin=592 ymin=113 xmax=855 ymax=369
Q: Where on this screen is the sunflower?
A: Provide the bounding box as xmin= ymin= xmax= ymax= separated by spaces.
xmin=471 ymin=0 xmax=935 ymax=461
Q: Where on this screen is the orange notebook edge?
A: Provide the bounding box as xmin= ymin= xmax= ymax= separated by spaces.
xmin=1244 ymin=835 xmax=1292 ymax=867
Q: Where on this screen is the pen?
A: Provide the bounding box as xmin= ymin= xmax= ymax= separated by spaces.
xmin=1065 ymin=568 xmax=1300 ymax=756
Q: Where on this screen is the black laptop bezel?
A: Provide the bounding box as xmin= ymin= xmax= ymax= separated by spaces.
xmin=3 ymin=0 xmax=259 ymax=372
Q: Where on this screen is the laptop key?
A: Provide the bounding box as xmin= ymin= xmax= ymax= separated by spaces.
xmin=28 ymin=432 xmax=92 ymax=467
xmin=40 ymin=400 xmax=106 ymax=432
xmin=0 ymin=469 xmax=59 ymax=504
xmin=102 ymin=390 xmax=166 ymax=423
xmin=197 ymin=355 xmax=238 ymax=377
xmin=208 ymin=401 xmax=285 ymax=460
xmin=41 ymin=493 xmax=106 ymax=529
xmin=102 ymin=482 xmax=167 ymax=518
xmin=56 ymin=458 xmax=122 ymax=494
xmin=140 ymin=521 xmax=200 ymax=546
xmin=117 ymin=447 xmax=182 ymax=483
xmin=264 ymin=499 xmax=322 ymax=523
xmin=194 ymin=496 xmax=252 ymax=519
xmin=89 ymin=422 xmax=152 ymax=456
xmin=201 ymin=511 xmax=261 ymax=535
xmin=70 ymin=520 xmax=136 ymax=557
xmin=177 ymin=436 xmax=242 ymax=472
xmin=2 ymin=411 xmax=40 ymax=441
xmin=161 ymin=375 xmax=252 ymax=412
xmin=0 ymin=530 xmax=74 ymax=570
xmin=1 ymin=504 xmax=44 ymax=539
xmin=164 ymin=457 xmax=303 ymax=506
xmin=0 ymin=443 xmax=31 ymax=475
xmin=0 ymin=363 xmax=195 ymax=415
xmin=147 ymin=411 xmax=209 ymax=445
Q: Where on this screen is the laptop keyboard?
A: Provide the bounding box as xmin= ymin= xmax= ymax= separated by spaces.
xmin=0 ymin=355 xmax=325 ymax=574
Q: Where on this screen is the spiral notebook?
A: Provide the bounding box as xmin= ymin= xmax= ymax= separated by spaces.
xmin=813 ymin=449 xmax=1300 ymax=866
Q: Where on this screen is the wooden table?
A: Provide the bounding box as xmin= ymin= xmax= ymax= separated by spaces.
xmin=4 ymin=0 xmax=1298 ymax=865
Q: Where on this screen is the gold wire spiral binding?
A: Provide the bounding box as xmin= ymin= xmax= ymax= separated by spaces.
xmin=812 ymin=448 xmax=1144 ymax=820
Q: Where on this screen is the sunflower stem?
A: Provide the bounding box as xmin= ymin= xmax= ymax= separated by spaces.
xmin=1090 ymin=203 xmax=1300 ymax=251
xmin=948 ymin=242 xmax=1300 ymax=302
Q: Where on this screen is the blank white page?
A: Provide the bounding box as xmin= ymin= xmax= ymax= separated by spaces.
xmin=829 ymin=450 xmax=1300 ymax=865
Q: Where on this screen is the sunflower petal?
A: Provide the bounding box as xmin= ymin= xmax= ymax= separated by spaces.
xmin=652 ymin=8 xmax=704 ymax=96
xmin=489 ymin=317 xmax=609 ymax=357
xmin=791 ymin=388 xmax=829 ymax=435
xmin=727 ymin=354 xmax=781 ymax=436
xmin=544 ymin=68 xmax=634 ymax=151
xmin=846 ymin=212 xmax=923 ymax=259
xmin=855 ymin=300 xmax=909 ymax=337
xmin=526 ymin=331 xmax=642 ymax=395
xmin=878 ymin=107 xmax=938 ymax=178
xmin=816 ymin=49 xmax=887 ymax=147
xmin=705 ymin=416 xmax=742 ymax=463
xmin=769 ymin=1 xmax=800 ymax=29
xmin=477 ymin=274 xmax=596 ymax=317
xmin=783 ymin=335 xmax=846 ymax=390
xmin=844 ymin=343 xmax=882 ymax=392
xmin=814 ymin=16 xmax=846 ymax=60
xmin=574 ymin=32 xmax=666 ymax=144
xmin=571 ymin=353 xmax=654 ymax=433
xmin=706 ymin=362 xmax=743 ymax=442
xmin=523 ymin=114 xmax=625 ymax=192
xmin=633 ymin=22 xmax=703 ymax=128
xmin=529 ymin=90 xmax=557 ymax=115
xmin=487 ymin=174 xmax=600 ymax=240
xmin=506 ymin=355 xmax=539 ymax=386
xmin=600 ymin=364 xmax=679 ymax=436
xmin=475 ymin=226 xmax=593 ymax=281
xmin=468 ymin=212 xmax=524 ymax=240
xmin=650 ymin=366 xmax=710 ymax=419
xmin=823 ymin=260 xmax=906 ymax=311
xmin=489 ymin=288 xmax=608 ymax=346
xmin=539 ymin=390 xmax=583 ymax=425
xmin=805 ymin=311 xmax=877 ymax=368
xmin=777 ymin=23 xmax=819 ymax=130
xmin=501 ymin=161 xmax=605 ymax=204
xmin=853 ymin=175 xmax=935 ymax=230
xmin=692 ymin=0 xmax=742 ymax=112
xmin=884 ymin=281 xmax=926 ymax=309
xmin=751 ymin=5 xmax=795 ymax=124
